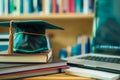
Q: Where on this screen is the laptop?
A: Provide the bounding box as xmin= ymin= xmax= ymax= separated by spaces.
xmin=64 ymin=0 xmax=120 ymax=74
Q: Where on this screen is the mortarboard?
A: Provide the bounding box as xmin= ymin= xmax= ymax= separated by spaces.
xmin=0 ymin=20 xmax=64 ymax=54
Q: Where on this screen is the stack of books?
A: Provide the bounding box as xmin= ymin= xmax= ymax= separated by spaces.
xmin=0 ymin=55 xmax=69 ymax=79
xmin=0 ymin=50 xmax=69 ymax=79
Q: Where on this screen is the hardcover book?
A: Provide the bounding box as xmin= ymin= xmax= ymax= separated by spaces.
xmin=0 ymin=50 xmax=52 ymax=63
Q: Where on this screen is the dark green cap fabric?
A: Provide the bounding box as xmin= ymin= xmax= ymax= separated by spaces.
xmin=0 ymin=20 xmax=64 ymax=34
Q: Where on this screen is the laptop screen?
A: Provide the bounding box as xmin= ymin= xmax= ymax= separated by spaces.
xmin=92 ymin=0 xmax=120 ymax=55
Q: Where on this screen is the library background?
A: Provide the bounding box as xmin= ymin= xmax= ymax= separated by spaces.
xmin=0 ymin=0 xmax=94 ymax=58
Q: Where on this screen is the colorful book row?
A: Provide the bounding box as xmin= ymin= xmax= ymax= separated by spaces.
xmin=0 ymin=0 xmax=95 ymax=15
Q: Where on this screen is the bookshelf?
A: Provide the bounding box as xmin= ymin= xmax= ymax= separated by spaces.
xmin=0 ymin=14 xmax=93 ymax=20
xmin=0 ymin=0 xmax=94 ymax=58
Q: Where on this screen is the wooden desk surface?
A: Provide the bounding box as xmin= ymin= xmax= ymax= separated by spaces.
xmin=23 ymin=73 xmax=95 ymax=80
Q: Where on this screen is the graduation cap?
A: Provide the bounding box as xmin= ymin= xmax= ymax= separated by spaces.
xmin=0 ymin=20 xmax=64 ymax=54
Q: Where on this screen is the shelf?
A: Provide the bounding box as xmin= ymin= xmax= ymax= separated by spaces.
xmin=0 ymin=13 xmax=94 ymax=20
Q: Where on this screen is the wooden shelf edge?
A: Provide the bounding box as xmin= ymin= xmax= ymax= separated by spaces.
xmin=0 ymin=13 xmax=94 ymax=20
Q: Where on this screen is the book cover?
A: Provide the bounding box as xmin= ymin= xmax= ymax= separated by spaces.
xmin=0 ymin=50 xmax=52 ymax=63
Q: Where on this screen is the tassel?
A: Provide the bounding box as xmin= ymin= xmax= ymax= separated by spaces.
xmin=8 ymin=20 xmax=14 ymax=54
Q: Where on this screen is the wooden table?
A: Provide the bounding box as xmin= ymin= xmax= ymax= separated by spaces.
xmin=23 ymin=73 xmax=95 ymax=80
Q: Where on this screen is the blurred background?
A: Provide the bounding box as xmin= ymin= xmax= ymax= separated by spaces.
xmin=0 ymin=0 xmax=94 ymax=58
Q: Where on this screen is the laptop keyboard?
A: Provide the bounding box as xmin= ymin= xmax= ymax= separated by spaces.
xmin=78 ymin=56 xmax=120 ymax=64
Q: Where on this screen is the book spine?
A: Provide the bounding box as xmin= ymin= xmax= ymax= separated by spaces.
xmin=4 ymin=0 xmax=9 ymax=15
xmin=23 ymin=0 xmax=28 ymax=14
xmin=0 ymin=34 xmax=9 ymax=52
xmin=28 ymin=0 xmax=33 ymax=13
xmin=76 ymin=35 xmax=82 ymax=55
xmin=43 ymin=0 xmax=51 ymax=14
xmin=15 ymin=0 xmax=21 ymax=15
xmin=71 ymin=0 xmax=75 ymax=13
xmin=12 ymin=0 xmax=18 ymax=15
xmin=59 ymin=48 xmax=67 ymax=59
xmin=20 ymin=0 xmax=24 ymax=14
xmin=8 ymin=0 xmax=10 ymax=14
xmin=88 ymin=0 xmax=94 ymax=13
xmin=83 ymin=0 xmax=89 ymax=14
xmin=37 ymin=0 xmax=43 ymax=13
xmin=0 ymin=0 xmax=4 ymax=15
xmin=8 ymin=0 xmax=14 ymax=14
xmin=52 ymin=0 xmax=57 ymax=13
xmin=71 ymin=45 xmax=77 ymax=56
xmin=59 ymin=0 xmax=64 ymax=13
xmin=33 ymin=0 xmax=38 ymax=13
xmin=63 ymin=0 xmax=67 ymax=13
xmin=75 ymin=0 xmax=83 ymax=13
xmin=56 ymin=0 xmax=60 ymax=13
xmin=66 ymin=0 xmax=70 ymax=13
xmin=67 ymin=0 xmax=75 ymax=13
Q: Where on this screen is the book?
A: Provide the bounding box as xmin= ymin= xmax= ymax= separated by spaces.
xmin=0 ymin=50 xmax=52 ymax=63
xmin=0 ymin=59 xmax=67 ymax=74
xmin=0 ymin=34 xmax=9 ymax=51
xmin=58 ymin=0 xmax=64 ymax=13
xmin=83 ymin=0 xmax=89 ymax=14
xmin=67 ymin=0 xmax=75 ymax=13
xmin=52 ymin=0 xmax=57 ymax=13
xmin=38 ymin=0 xmax=43 ymax=13
xmin=0 ymin=65 xmax=69 ymax=79
xmin=0 ymin=0 xmax=4 ymax=15
xmin=75 ymin=0 xmax=83 ymax=13
xmin=43 ymin=0 xmax=51 ymax=14
xmin=4 ymin=0 xmax=9 ymax=15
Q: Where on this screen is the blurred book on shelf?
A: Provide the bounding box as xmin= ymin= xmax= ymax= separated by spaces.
xmin=59 ymin=35 xmax=92 ymax=59
xmin=0 ymin=34 xmax=9 ymax=52
xmin=0 ymin=0 xmax=95 ymax=15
